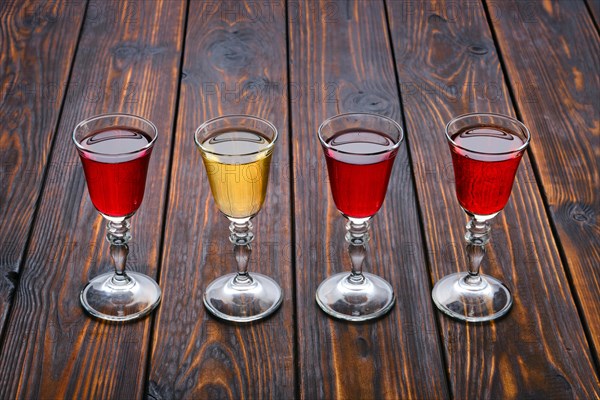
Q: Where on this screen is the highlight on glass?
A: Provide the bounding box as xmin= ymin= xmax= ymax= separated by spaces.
xmin=432 ymin=112 xmax=531 ymax=322
xmin=317 ymin=112 xmax=404 ymax=321
xmin=195 ymin=115 xmax=283 ymax=322
xmin=73 ymin=113 xmax=161 ymax=321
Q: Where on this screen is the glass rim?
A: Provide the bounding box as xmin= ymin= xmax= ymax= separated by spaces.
xmin=72 ymin=113 xmax=158 ymax=156
xmin=194 ymin=114 xmax=278 ymax=157
xmin=318 ymin=112 xmax=404 ymax=156
xmin=445 ymin=112 xmax=531 ymax=155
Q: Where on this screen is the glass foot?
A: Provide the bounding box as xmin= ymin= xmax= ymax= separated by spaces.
xmin=432 ymin=272 xmax=512 ymax=322
xmin=80 ymin=271 xmax=161 ymax=322
xmin=316 ymin=272 xmax=395 ymax=322
xmin=203 ymin=273 xmax=283 ymax=322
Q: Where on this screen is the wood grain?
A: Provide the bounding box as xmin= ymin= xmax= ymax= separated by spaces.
xmin=386 ymin=0 xmax=600 ymax=397
xmin=488 ymin=0 xmax=600 ymax=365
xmin=0 ymin=0 xmax=186 ymax=398
xmin=0 ymin=0 xmax=86 ymax=341
xmin=147 ymin=1 xmax=295 ymax=398
xmin=586 ymin=0 xmax=600 ymax=23
xmin=289 ymin=1 xmax=449 ymax=398
xmin=0 ymin=0 xmax=598 ymax=397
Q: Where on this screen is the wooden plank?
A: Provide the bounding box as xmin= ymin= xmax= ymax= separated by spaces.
xmin=0 ymin=1 xmax=186 ymax=398
xmin=488 ymin=0 xmax=600 ymax=365
xmin=386 ymin=0 xmax=600 ymax=397
xmin=0 ymin=0 xmax=86 ymax=339
xmin=290 ymin=1 xmax=449 ymax=399
xmin=147 ymin=1 xmax=295 ymax=398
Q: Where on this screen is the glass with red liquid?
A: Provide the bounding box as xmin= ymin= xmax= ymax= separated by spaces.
xmin=317 ymin=113 xmax=403 ymax=321
xmin=73 ymin=113 xmax=161 ymax=321
xmin=432 ymin=113 xmax=530 ymax=322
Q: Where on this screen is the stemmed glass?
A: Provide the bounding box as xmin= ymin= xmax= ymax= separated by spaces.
xmin=317 ymin=113 xmax=404 ymax=321
xmin=73 ymin=113 xmax=161 ymax=321
xmin=195 ymin=115 xmax=283 ymax=322
xmin=432 ymin=113 xmax=531 ymax=322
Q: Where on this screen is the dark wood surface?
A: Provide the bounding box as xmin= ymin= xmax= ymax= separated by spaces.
xmin=0 ymin=1 xmax=185 ymax=397
xmin=147 ymin=1 xmax=294 ymax=398
xmin=386 ymin=0 xmax=599 ymax=398
xmin=0 ymin=0 xmax=86 ymax=342
xmin=587 ymin=0 xmax=600 ymax=23
xmin=289 ymin=1 xmax=448 ymax=399
xmin=488 ymin=0 xmax=600 ymax=366
xmin=0 ymin=0 xmax=598 ymax=399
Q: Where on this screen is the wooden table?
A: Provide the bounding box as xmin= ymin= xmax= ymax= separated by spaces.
xmin=1 ymin=0 xmax=598 ymax=398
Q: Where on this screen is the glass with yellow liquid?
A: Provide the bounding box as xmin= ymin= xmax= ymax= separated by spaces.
xmin=195 ymin=115 xmax=282 ymax=322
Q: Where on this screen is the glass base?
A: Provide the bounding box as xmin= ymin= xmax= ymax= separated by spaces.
xmin=80 ymin=271 xmax=161 ymax=322
xmin=432 ymin=272 xmax=512 ymax=322
xmin=316 ymin=272 xmax=395 ymax=322
xmin=203 ymin=273 xmax=283 ymax=322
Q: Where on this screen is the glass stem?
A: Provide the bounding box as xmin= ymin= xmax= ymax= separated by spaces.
xmin=229 ymin=218 xmax=255 ymax=285
xmin=464 ymin=217 xmax=491 ymax=286
xmin=345 ymin=217 xmax=371 ymax=285
xmin=106 ymin=218 xmax=132 ymax=286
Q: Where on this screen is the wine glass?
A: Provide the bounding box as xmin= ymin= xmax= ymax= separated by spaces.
xmin=316 ymin=113 xmax=404 ymax=321
xmin=432 ymin=113 xmax=531 ymax=322
xmin=195 ymin=115 xmax=283 ymax=322
xmin=73 ymin=113 xmax=161 ymax=321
